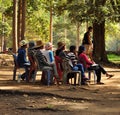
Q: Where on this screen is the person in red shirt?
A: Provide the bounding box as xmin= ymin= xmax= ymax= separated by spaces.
xmin=78 ymin=45 xmax=114 ymax=84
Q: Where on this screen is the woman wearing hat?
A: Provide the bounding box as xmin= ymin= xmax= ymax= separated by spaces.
xmin=43 ymin=42 xmax=54 ymax=64
xmin=78 ymin=45 xmax=114 ymax=84
xmin=55 ymin=41 xmax=66 ymax=57
xmin=28 ymin=41 xmax=36 ymax=81
xmin=17 ymin=40 xmax=30 ymax=82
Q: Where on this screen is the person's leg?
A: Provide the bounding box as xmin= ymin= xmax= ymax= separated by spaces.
xmin=88 ymin=66 xmax=102 ymax=84
xmin=84 ymin=45 xmax=89 ymax=55
xmin=76 ymin=64 xmax=86 ymax=79
xmin=73 ymin=64 xmax=87 ymax=84
xmin=24 ymin=66 xmax=30 ymax=82
xmin=98 ymin=65 xmax=106 ymax=74
xmin=95 ymin=69 xmax=101 ymax=83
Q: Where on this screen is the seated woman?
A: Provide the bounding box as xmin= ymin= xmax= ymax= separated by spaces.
xmin=43 ymin=42 xmax=60 ymax=83
xmin=17 ymin=40 xmax=30 ymax=82
xmin=28 ymin=41 xmax=36 ymax=81
xmin=55 ymin=42 xmax=87 ymax=85
xmin=78 ymin=45 xmax=114 ymax=84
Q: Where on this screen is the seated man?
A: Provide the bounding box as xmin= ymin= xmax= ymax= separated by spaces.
xmin=33 ymin=40 xmax=60 ymax=85
xmin=67 ymin=45 xmax=88 ymax=85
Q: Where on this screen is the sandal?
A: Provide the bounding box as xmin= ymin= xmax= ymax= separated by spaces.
xmin=107 ymin=75 xmax=114 ymax=79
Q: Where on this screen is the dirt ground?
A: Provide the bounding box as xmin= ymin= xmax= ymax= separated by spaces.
xmin=0 ymin=65 xmax=120 ymax=115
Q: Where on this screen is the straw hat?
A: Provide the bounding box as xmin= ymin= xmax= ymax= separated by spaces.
xmin=34 ymin=40 xmax=44 ymax=49
xmin=20 ymin=40 xmax=28 ymax=46
xmin=45 ymin=42 xmax=53 ymax=50
xmin=57 ymin=41 xmax=65 ymax=49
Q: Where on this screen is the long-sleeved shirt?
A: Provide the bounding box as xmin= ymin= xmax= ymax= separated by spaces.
xmin=35 ymin=49 xmax=51 ymax=70
xmin=17 ymin=48 xmax=29 ymax=67
xmin=42 ymin=50 xmax=54 ymax=64
xmin=78 ymin=52 xmax=93 ymax=69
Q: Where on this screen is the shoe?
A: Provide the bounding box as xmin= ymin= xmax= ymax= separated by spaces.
xmin=97 ymin=82 xmax=104 ymax=85
xmin=107 ymin=75 xmax=114 ymax=79
xmin=81 ymin=82 xmax=88 ymax=85
xmin=84 ymin=77 xmax=89 ymax=81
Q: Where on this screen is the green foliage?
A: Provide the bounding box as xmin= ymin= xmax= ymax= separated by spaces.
xmin=0 ymin=21 xmax=11 ymax=36
xmin=105 ymin=22 xmax=120 ymax=51
xmin=26 ymin=0 xmax=50 ymax=41
xmin=107 ymin=53 xmax=120 ymax=63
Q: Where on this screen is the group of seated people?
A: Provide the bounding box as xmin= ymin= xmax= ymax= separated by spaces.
xmin=16 ymin=39 xmax=114 ymax=85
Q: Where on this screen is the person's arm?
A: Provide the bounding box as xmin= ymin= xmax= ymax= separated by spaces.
xmin=81 ymin=53 xmax=93 ymax=65
xmin=49 ymin=51 xmax=54 ymax=63
xmin=23 ymin=50 xmax=29 ymax=63
xmin=87 ymin=33 xmax=92 ymax=45
xmin=36 ymin=50 xmax=50 ymax=66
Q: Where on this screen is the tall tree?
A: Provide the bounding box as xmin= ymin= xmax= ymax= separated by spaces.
xmin=65 ymin=0 xmax=120 ymax=63
xmin=13 ymin=0 xmax=18 ymax=53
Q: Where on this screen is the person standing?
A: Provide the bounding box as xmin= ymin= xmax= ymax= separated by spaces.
xmin=82 ymin=26 xmax=93 ymax=60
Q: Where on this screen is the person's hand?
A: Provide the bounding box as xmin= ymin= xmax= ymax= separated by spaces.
xmin=50 ymin=63 xmax=54 ymax=67
xmin=92 ymin=61 xmax=95 ymax=64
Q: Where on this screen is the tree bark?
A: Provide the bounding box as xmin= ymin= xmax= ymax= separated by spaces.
xmin=76 ymin=22 xmax=80 ymax=51
xmin=17 ymin=0 xmax=26 ymax=47
xmin=21 ymin=0 xmax=26 ymax=40
xmin=13 ymin=0 xmax=18 ymax=53
xmin=17 ymin=0 xmax=22 ymax=47
xmin=49 ymin=6 xmax=53 ymax=43
xmin=93 ymin=20 xmax=108 ymax=63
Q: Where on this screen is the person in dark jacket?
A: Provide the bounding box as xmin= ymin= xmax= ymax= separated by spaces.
xmin=17 ymin=40 xmax=30 ymax=82
xmin=82 ymin=26 xmax=93 ymax=60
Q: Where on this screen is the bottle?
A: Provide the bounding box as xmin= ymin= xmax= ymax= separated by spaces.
xmin=17 ymin=74 xmax=21 ymax=83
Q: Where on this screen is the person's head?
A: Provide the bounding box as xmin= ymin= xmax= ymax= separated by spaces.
xmin=20 ymin=40 xmax=28 ymax=48
xmin=57 ymin=41 xmax=65 ymax=50
xmin=78 ymin=45 xmax=85 ymax=56
xmin=88 ymin=26 xmax=93 ymax=32
xmin=45 ymin=42 xmax=53 ymax=50
xmin=28 ymin=41 xmax=36 ymax=49
xmin=34 ymin=40 xmax=44 ymax=49
xmin=69 ymin=45 xmax=76 ymax=52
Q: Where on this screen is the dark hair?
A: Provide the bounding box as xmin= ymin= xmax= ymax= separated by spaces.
xmin=88 ymin=26 xmax=93 ymax=31
xmin=69 ymin=45 xmax=76 ymax=52
xmin=78 ymin=45 xmax=85 ymax=56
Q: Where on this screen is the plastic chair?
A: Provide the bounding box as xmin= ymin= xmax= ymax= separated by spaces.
xmin=33 ymin=51 xmax=53 ymax=85
xmin=62 ymin=58 xmax=81 ymax=86
xmin=12 ymin=53 xmax=25 ymax=81
xmin=54 ymin=56 xmax=63 ymax=80
xmin=85 ymin=69 xmax=97 ymax=84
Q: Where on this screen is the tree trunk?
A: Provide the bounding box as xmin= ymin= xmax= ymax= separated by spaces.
xmin=12 ymin=0 xmax=18 ymax=53
xmin=93 ymin=20 xmax=108 ymax=63
xmin=17 ymin=0 xmax=26 ymax=47
xmin=49 ymin=6 xmax=53 ymax=43
xmin=76 ymin=22 xmax=80 ymax=51
xmin=17 ymin=0 xmax=22 ymax=47
xmin=21 ymin=0 xmax=26 ymax=40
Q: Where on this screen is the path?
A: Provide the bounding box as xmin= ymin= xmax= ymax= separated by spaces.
xmin=0 ymin=65 xmax=120 ymax=115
